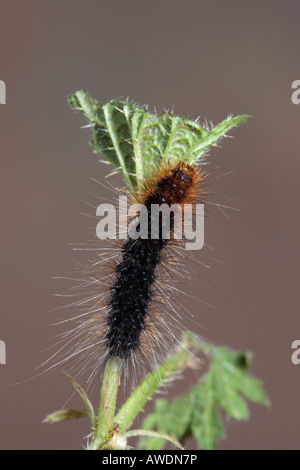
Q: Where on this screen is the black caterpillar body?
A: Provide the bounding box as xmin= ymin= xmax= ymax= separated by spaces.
xmin=106 ymin=162 xmax=197 ymax=359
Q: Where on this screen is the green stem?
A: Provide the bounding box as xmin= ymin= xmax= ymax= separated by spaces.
xmin=89 ymin=357 xmax=121 ymax=450
xmin=115 ymin=335 xmax=192 ymax=434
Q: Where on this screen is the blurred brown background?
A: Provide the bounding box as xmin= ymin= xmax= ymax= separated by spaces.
xmin=0 ymin=0 xmax=299 ymax=450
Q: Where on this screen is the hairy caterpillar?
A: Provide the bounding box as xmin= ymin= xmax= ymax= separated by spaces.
xmin=47 ymin=95 xmax=248 ymax=386
xmin=107 ymin=161 xmax=204 ymax=360
xmin=49 ymin=159 xmax=206 ymax=385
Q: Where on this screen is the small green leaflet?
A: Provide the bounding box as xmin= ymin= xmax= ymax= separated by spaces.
xmin=69 ymin=90 xmax=249 ymax=189
xmin=44 ymin=374 xmax=96 ymax=428
xmin=44 ymin=409 xmax=90 ymax=423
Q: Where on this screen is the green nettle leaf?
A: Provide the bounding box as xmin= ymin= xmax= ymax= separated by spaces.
xmin=132 ymin=111 xmax=173 ymax=183
xmin=139 ymin=340 xmax=269 ymax=451
xmin=69 ymin=90 xmax=249 ymax=189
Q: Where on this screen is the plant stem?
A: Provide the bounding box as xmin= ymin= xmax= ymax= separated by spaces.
xmin=89 ymin=357 xmax=121 ymax=450
xmin=115 ymin=334 xmax=192 ymax=434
